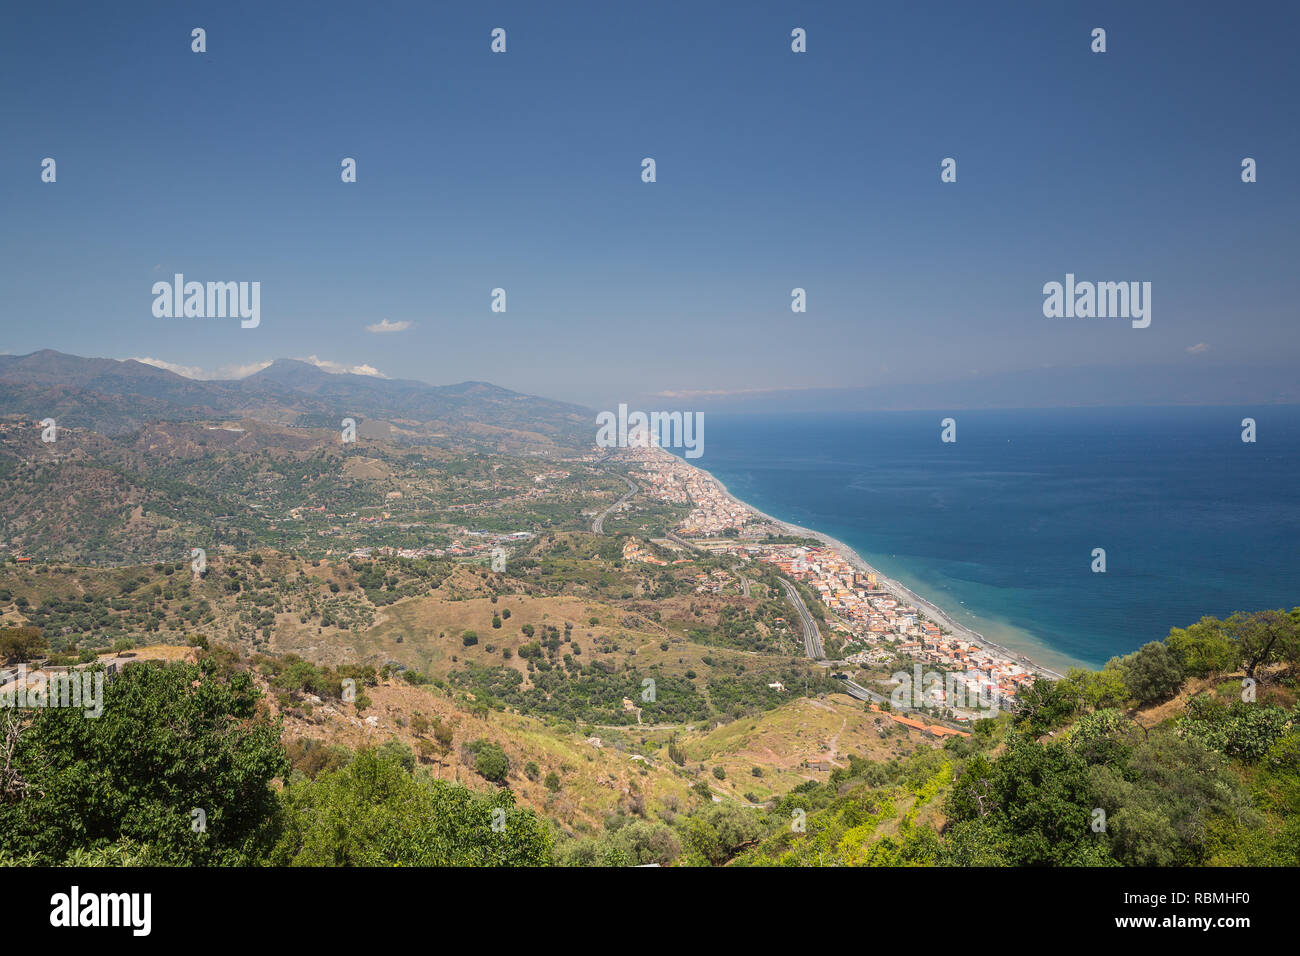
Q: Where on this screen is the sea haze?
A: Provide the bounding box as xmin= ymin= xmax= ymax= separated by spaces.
xmin=679 ymin=407 xmax=1300 ymax=671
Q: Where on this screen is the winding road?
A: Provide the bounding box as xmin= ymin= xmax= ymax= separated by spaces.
xmin=588 ymin=473 xmax=899 ymax=712
xmin=592 ymin=472 xmax=637 ymax=534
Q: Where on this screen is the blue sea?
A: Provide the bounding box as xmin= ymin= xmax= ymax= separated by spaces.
xmin=681 ymin=407 xmax=1300 ymax=671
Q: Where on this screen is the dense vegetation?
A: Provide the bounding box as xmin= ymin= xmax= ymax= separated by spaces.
xmin=724 ymin=609 xmax=1300 ymax=866
xmin=0 ymin=418 xmax=621 ymax=563
xmin=0 ymin=655 xmax=551 ymax=866
xmin=1 ymin=569 xmax=1294 ymax=867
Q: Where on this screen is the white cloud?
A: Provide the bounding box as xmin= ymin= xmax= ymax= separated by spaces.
xmin=132 ymin=356 xmax=387 ymax=379
xmin=133 ymin=357 xmax=202 ymax=378
xmin=298 ymin=355 xmax=387 ymax=377
xmin=366 ymin=319 xmax=413 ymax=334
xmin=1186 ymin=343 xmax=1210 ymax=354
xmin=132 ymin=357 xmax=273 ymax=380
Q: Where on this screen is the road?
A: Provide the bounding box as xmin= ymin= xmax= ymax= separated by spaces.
xmin=772 ymin=576 xmax=893 ymax=708
xmin=834 ymin=676 xmax=887 ymax=706
xmin=779 ymin=578 xmax=824 ymax=660
xmin=592 ymin=472 xmax=637 ymax=534
xmin=617 ymin=512 xmax=955 ymax=723
xmin=666 ymin=531 xmax=696 ymax=551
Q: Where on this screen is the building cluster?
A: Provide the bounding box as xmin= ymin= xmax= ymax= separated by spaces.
xmin=867 ymin=703 xmax=971 ymax=739
xmin=692 ymin=568 xmax=733 ymax=594
xmin=625 ymin=447 xmax=778 ymax=536
xmin=624 ymin=445 xmax=1038 ymax=708
xmin=762 ymin=545 xmax=1035 ymax=706
xmin=531 ymin=470 xmax=570 ymax=483
xmin=346 ymin=529 xmax=532 ymax=562
xmin=622 ymin=540 xmax=668 ymax=565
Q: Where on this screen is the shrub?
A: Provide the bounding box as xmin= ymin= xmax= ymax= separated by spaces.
xmin=473 ymin=742 xmax=510 ymax=784
xmin=1120 ymin=641 xmax=1185 ymax=705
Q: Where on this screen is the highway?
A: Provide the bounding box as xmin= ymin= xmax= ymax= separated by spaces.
xmin=592 ymin=472 xmax=637 ymax=534
xmin=834 ymin=676 xmax=887 ymax=706
xmin=773 ymin=574 xmax=890 ymax=706
xmin=586 ymin=476 xmax=939 ymax=721
xmin=779 ymin=578 xmax=824 ymax=660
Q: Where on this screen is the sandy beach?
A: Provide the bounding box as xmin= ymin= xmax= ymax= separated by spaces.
xmin=691 ymin=461 xmax=1068 ymax=681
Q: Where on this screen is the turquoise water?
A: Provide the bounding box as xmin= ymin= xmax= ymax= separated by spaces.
xmin=683 ymin=407 xmax=1300 ymax=670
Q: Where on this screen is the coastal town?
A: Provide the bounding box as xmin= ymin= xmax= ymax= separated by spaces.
xmin=622 ymin=445 xmax=1047 ymax=711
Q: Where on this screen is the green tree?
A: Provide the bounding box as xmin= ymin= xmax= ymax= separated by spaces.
xmin=473 ymin=741 xmax=510 ymax=784
xmin=1119 ymin=641 xmax=1184 ymax=706
xmin=0 ymin=660 xmax=286 ymax=865
xmin=1227 ymin=609 xmax=1300 ymax=678
xmin=0 ymin=626 xmax=46 ymax=664
xmin=1210 ymin=731 xmax=1300 ymax=865
xmin=1164 ymin=616 xmax=1235 ymax=678
xmin=1090 ymin=728 xmax=1255 ymax=866
xmin=1015 ymin=678 xmax=1077 ymax=735
xmin=667 ymin=740 xmax=686 ymax=766
xmin=378 ymin=739 xmax=416 ymax=772
xmin=678 ymin=804 xmax=763 ymax=865
xmin=944 ymin=736 xmax=1105 ymax=866
xmin=272 ymin=749 xmax=551 ymax=865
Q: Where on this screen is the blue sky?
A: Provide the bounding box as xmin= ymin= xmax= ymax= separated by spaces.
xmin=2 ymin=0 xmax=1297 ymax=408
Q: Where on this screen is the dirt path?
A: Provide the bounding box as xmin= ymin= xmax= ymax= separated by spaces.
xmin=825 ymin=714 xmax=848 ymax=764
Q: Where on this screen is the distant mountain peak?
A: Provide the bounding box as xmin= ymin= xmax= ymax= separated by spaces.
xmin=0 ymin=350 xmax=592 ymax=447
xmin=246 ymin=359 xmax=331 ymax=382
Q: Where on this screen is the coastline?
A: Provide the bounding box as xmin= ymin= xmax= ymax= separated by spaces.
xmin=682 ymin=458 xmax=1068 ymax=682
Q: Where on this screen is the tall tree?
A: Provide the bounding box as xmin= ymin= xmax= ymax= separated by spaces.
xmin=1229 ymin=610 xmax=1300 ymax=678
xmin=0 ymin=659 xmax=286 ymax=865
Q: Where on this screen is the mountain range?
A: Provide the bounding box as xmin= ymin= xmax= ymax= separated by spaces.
xmin=0 ymin=351 xmax=592 ymax=450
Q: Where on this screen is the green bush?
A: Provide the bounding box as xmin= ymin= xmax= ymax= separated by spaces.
xmin=472 ymin=741 xmax=510 ymax=784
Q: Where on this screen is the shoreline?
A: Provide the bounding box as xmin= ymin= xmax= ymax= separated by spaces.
xmin=676 ymin=456 xmax=1068 ymax=682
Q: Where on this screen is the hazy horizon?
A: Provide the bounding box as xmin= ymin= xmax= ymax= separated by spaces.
xmin=6 ymin=348 xmax=1300 ymax=416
